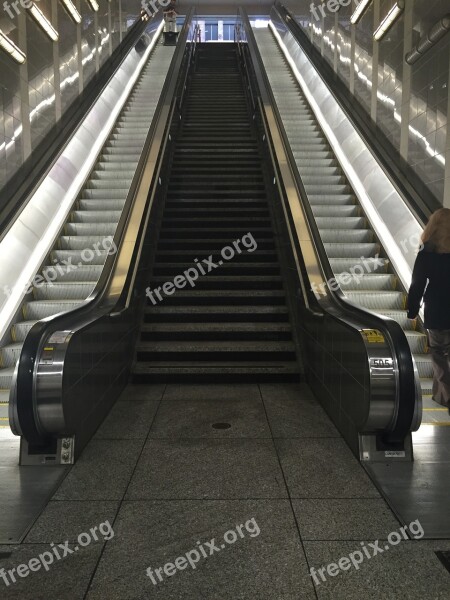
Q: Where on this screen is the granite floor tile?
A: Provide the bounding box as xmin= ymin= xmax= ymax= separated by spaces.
xmin=260 ymin=383 xmax=340 ymax=438
xmin=304 ymin=540 xmax=450 ymax=599
xmin=85 ymin=500 xmax=315 ymax=599
xmin=25 ymin=501 xmax=120 ymax=544
xmin=292 ymin=499 xmax=400 ymax=540
xmin=163 ymin=384 xmax=261 ymax=402
xmin=275 ymin=439 xmax=380 ymax=498
xmin=126 ymin=439 xmax=288 ymax=499
xmin=149 ymin=396 xmax=271 ymax=438
xmin=95 ymin=399 xmax=159 ymax=440
xmin=53 ymin=440 xmax=144 ymax=501
xmin=0 ymin=543 xmax=102 ymax=600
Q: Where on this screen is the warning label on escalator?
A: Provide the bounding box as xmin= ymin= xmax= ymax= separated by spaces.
xmin=361 ymin=329 xmax=385 ymax=344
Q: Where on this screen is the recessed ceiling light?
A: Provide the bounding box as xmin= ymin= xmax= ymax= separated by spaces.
xmin=28 ymin=3 xmax=59 ymax=41
xmin=60 ymin=0 xmax=82 ymax=24
xmin=350 ymin=0 xmax=372 ymax=25
xmin=374 ymin=1 xmax=405 ymax=41
xmin=86 ymin=0 xmax=99 ymax=12
xmin=0 ymin=29 xmax=26 ymax=63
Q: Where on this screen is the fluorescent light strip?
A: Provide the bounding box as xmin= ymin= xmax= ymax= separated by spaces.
xmin=29 ymin=3 xmax=59 ymax=41
xmin=268 ymin=20 xmax=415 ymax=290
xmin=350 ymin=0 xmax=372 ymax=25
xmin=60 ymin=0 xmax=82 ymax=24
xmin=374 ymin=1 xmax=405 ymax=41
xmin=0 ymin=29 xmax=26 ymax=63
xmin=0 ymin=22 xmax=165 ymax=344
xmin=86 ymin=0 xmax=99 ymax=12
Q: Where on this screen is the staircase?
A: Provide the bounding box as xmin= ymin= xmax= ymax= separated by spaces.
xmin=133 ymin=43 xmax=300 ymax=383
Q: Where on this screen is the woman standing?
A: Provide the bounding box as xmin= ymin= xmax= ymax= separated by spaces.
xmin=407 ymin=208 xmax=450 ymax=413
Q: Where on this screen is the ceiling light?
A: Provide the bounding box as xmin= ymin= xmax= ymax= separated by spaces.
xmin=29 ymin=3 xmax=59 ymax=41
xmin=0 ymin=29 xmax=26 ymax=63
xmin=374 ymin=1 xmax=405 ymax=41
xmin=350 ymin=0 xmax=372 ymax=25
xmin=60 ymin=0 xmax=82 ymax=24
xmin=86 ymin=0 xmax=99 ymax=12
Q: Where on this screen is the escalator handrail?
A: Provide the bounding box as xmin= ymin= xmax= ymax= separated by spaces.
xmin=274 ymin=1 xmax=436 ymax=223
xmin=239 ymin=8 xmax=417 ymax=442
xmin=0 ymin=16 xmax=154 ymax=241
xmin=14 ymin=9 xmax=196 ymax=444
xmin=110 ymin=23 xmax=200 ymax=318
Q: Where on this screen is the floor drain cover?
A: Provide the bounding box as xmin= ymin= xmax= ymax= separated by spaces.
xmin=212 ymin=423 xmax=231 ymax=430
xmin=435 ymin=551 xmax=450 ymax=574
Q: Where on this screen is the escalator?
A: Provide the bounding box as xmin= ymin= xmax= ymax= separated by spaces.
xmin=0 ymin=38 xmax=175 ymax=430
xmin=133 ymin=43 xmax=301 ymax=382
xmin=5 ymin=10 xmax=440 ymax=539
xmin=9 ymin=22 xmax=419 ymax=457
xmin=252 ymin=26 xmax=437 ymax=421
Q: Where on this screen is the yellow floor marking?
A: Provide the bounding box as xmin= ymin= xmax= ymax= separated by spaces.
xmin=423 ymin=408 xmax=447 ymax=411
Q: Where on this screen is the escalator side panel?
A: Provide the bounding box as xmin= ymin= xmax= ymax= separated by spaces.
xmin=0 ymin=35 xmax=175 ymax=431
xmin=253 ymin=25 xmax=429 ymax=417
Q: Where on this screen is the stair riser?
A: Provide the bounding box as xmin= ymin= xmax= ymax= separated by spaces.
xmin=133 ymin=372 xmax=301 ymax=383
xmin=141 ymin=331 xmax=292 ymax=341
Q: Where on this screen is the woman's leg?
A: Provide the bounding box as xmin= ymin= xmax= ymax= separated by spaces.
xmin=427 ymin=329 xmax=450 ymax=406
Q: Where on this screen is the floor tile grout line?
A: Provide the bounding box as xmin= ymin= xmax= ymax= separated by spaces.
xmin=47 ymin=495 xmax=383 ymax=502
xmin=257 ymin=384 xmax=320 ymax=600
xmin=21 ymin=536 xmax=439 ymax=545
xmin=93 ymin=435 xmax=343 ymax=441
xmin=82 ymin=383 xmax=168 ymax=600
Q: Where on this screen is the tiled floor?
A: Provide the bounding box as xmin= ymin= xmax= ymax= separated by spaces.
xmin=1 ymin=383 xmax=449 ymax=599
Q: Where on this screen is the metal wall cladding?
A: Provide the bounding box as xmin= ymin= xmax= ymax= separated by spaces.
xmin=283 ymin=0 xmax=449 ymax=206
xmin=0 ymin=0 xmax=140 ymax=193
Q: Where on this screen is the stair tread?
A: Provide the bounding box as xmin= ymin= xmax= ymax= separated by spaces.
xmin=146 ymin=290 xmax=285 ymax=297
xmin=142 ymin=323 xmax=291 ymax=331
xmin=138 ymin=341 xmax=296 ymax=350
xmin=134 ymin=362 xmax=299 ymax=370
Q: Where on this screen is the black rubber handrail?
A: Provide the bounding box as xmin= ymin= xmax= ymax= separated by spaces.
xmin=0 ymin=16 xmax=153 ymax=240
xmin=274 ymin=1 xmax=437 ymax=223
xmin=240 ymin=8 xmax=417 ymax=444
xmin=15 ymin=11 xmax=196 ymax=444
